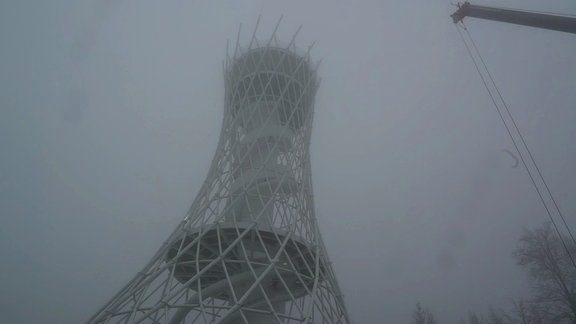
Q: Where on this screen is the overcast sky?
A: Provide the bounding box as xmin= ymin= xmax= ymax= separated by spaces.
xmin=1 ymin=1 xmax=576 ymax=323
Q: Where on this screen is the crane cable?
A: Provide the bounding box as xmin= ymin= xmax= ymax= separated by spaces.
xmin=454 ymin=23 xmax=576 ymax=269
xmin=462 ymin=25 xmax=576 ymax=247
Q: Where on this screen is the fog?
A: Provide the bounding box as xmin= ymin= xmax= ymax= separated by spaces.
xmin=1 ymin=1 xmax=576 ymax=322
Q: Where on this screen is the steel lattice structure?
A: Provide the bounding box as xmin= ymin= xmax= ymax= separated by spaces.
xmin=89 ymin=24 xmax=350 ymax=324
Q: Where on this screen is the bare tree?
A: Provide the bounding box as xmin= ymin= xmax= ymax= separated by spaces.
xmin=416 ymin=225 xmax=575 ymax=323
xmin=460 ymin=309 xmax=506 ymax=324
xmin=465 ymin=311 xmax=485 ymax=324
xmin=513 ymin=224 xmax=576 ymax=323
xmin=499 ymin=299 xmax=550 ymax=324
xmin=412 ymin=302 xmax=438 ymax=324
xmin=487 ymin=307 xmax=507 ymax=324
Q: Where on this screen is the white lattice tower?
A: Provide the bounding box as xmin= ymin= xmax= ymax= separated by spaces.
xmin=89 ymin=24 xmax=349 ymax=324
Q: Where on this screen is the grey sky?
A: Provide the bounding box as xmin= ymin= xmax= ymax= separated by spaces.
xmin=1 ymin=0 xmax=576 ymax=322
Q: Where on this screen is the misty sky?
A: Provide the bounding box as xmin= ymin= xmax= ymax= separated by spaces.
xmin=1 ymin=1 xmax=576 ymax=323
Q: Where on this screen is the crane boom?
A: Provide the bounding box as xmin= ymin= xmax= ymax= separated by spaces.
xmin=451 ymin=2 xmax=576 ymax=34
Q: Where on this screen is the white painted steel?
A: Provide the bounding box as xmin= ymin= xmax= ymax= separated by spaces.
xmin=89 ymin=26 xmax=349 ymax=324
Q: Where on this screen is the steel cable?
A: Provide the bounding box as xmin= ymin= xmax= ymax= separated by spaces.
xmin=454 ymin=23 xmax=576 ymax=270
xmin=463 ymin=26 xmax=576 ymax=247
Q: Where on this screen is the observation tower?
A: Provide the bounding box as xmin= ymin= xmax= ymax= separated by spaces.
xmin=89 ymin=24 xmax=349 ymax=324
